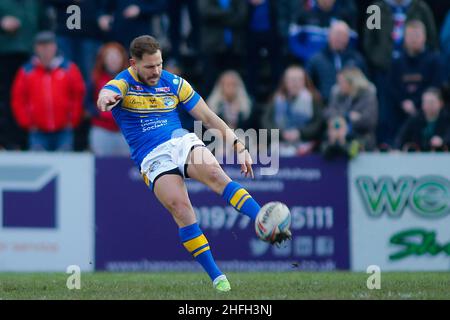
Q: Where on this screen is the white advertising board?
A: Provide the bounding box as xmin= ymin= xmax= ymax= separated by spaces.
xmin=0 ymin=152 xmax=94 ymax=271
xmin=350 ymin=153 xmax=450 ymax=271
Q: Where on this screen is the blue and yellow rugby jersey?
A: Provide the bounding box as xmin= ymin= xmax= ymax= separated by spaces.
xmin=103 ymin=67 xmax=201 ymax=167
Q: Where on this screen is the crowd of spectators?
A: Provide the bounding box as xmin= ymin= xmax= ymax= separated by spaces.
xmin=1 ymin=0 xmax=450 ymax=158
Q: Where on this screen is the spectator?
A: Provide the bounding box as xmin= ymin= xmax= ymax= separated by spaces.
xmin=89 ymin=42 xmax=129 ymax=156
xmin=207 ymin=70 xmax=253 ymax=130
xmin=198 ymin=0 xmax=248 ymax=96
xmin=11 ymin=31 xmax=85 ymax=151
xmin=246 ymin=0 xmax=283 ymax=98
xmin=363 ymin=0 xmax=438 ymax=145
xmin=395 ymin=88 xmax=450 ymax=151
xmin=98 ymin=0 xmax=166 ymax=48
xmin=322 ymin=67 xmax=378 ymax=158
xmin=168 ymin=0 xmax=201 ymax=61
xmin=364 ymin=0 xmax=438 ymax=71
xmin=441 ymin=10 xmax=450 ymax=83
xmin=289 ymin=0 xmax=358 ymax=63
xmin=307 ymin=20 xmax=366 ymax=103
xmin=274 ymin=0 xmax=299 ymax=64
xmin=0 ymin=0 xmax=48 ymax=150
xmin=206 ymin=70 xmax=254 ymax=160
xmin=388 ymin=20 xmax=443 ymax=140
xmin=46 ymin=0 xmax=104 ymax=82
xmin=262 ymin=65 xmax=324 ymax=155
xmin=47 ymin=1 xmax=106 ymax=151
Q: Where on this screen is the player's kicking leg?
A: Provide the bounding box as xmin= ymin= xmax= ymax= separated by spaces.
xmin=185 ymin=146 xmax=292 ymax=244
xmin=152 ymin=173 xmax=231 ymax=292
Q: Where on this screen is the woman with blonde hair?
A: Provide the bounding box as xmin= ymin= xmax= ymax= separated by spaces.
xmin=322 ymin=66 xmax=378 ymax=158
xmin=207 ymin=70 xmax=252 ymax=130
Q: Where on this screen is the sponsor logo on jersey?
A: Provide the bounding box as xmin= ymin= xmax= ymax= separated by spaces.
xmin=155 ymin=86 xmax=170 ymax=93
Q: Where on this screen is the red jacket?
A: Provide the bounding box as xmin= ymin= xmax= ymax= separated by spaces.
xmin=91 ymin=71 xmax=120 ymax=132
xmin=11 ymin=56 xmax=85 ymax=133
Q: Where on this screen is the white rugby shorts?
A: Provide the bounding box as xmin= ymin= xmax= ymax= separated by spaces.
xmin=140 ymin=132 xmax=205 ymax=190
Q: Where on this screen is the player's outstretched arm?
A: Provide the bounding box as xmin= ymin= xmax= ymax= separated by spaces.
xmin=97 ymin=88 xmax=122 ymax=112
xmin=189 ymin=98 xmax=254 ymax=178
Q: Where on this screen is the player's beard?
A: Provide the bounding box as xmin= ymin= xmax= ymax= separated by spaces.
xmin=137 ymin=71 xmax=160 ymax=86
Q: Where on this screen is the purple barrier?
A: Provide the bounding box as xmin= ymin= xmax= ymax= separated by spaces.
xmin=95 ymin=156 xmax=349 ymax=271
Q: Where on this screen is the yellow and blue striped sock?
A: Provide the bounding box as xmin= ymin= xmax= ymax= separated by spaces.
xmin=179 ymin=223 xmax=223 ymax=281
xmin=221 ymin=181 xmax=260 ymax=221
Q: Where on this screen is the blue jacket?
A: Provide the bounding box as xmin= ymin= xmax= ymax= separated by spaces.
xmin=288 ymin=0 xmax=358 ymax=63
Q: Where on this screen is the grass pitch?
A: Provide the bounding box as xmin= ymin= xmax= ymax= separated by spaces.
xmin=0 ymin=272 xmax=449 ymax=300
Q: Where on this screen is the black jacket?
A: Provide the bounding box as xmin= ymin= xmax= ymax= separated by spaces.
xmin=389 ymin=49 xmax=444 ymax=126
xmin=395 ymin=109 xmax=450 ymax=151
xmin=100 ymin=0 xmax=166 ymax=47
xmin=198 ymin=0 xmax=247 ymax=55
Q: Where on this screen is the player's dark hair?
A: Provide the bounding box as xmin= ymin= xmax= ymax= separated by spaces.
xmin=130 ymin=35 xmax=161 ymax=60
